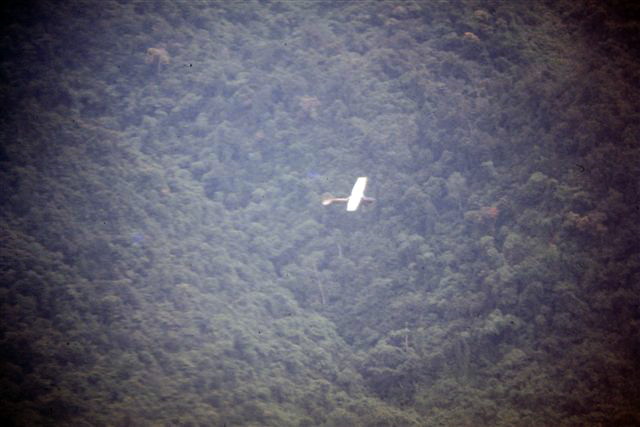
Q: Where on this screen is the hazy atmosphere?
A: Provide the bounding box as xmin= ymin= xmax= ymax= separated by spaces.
xmin=1 ymin=1 xmax=639 ymax=425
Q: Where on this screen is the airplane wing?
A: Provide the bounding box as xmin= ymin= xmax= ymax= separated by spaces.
xmin=347 ymin=177 xmax=367 ymax=211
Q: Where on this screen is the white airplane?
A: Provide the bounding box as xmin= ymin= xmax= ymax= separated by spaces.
xmin=322 ymin=177 xmax=375 ymax=211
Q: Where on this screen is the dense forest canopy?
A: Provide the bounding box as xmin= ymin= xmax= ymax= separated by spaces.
xmin=1 ymin=0 xmax=639 ymax=425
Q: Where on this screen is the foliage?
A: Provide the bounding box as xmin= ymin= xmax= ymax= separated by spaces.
xmin=1 ymin=0 xmax=639 ymax=425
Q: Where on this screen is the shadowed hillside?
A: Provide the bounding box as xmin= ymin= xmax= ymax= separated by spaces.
xmin=1 ymin=1 xmax=639 ymax=425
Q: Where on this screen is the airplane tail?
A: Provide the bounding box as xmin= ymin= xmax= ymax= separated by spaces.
xmin=321 ymin=193 xmax=335 ymax=206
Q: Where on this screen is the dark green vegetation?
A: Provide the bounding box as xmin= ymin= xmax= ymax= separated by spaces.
xmin=1 ymin=1 xmax=639 ymax=425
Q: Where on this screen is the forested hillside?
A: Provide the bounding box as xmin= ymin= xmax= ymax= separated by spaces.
xmin=1 ymin=1 xmax=639 ymax=426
